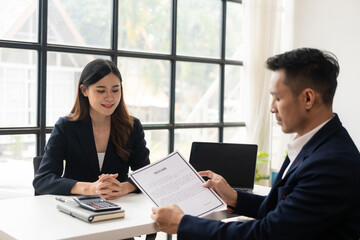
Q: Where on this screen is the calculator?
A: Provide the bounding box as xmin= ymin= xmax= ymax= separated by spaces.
xmin=73 ymin=195 xmax=121 ymax=212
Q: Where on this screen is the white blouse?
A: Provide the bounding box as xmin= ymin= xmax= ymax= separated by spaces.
xmin=97 ymin=152 xmax=105 ymax=171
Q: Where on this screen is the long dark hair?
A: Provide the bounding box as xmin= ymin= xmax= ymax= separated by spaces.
xmin=69 ymin=59 xmax=133 ymax=161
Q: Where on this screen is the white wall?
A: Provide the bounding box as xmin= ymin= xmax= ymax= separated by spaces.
xmin=289 ymin=0 xmax=360 ymax=148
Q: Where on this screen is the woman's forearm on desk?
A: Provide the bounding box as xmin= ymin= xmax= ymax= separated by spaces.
xmin=121 ymin=182 xmax=137 ymax=194
xmin=71 ymin=181 xmax=96 ymax=195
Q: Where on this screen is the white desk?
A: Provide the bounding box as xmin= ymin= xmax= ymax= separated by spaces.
xmin=0 ymin=193 xmax=158 ymax=240
xmin=0 ymin=185 xmax=270 ymax=240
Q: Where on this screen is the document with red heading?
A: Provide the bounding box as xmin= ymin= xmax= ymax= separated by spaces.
xmin=129 ymin=151 xmax=225 ymax=217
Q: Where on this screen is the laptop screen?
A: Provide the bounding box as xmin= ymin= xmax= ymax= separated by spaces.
xmin=189 ymin=142 xmax=258 ymax=190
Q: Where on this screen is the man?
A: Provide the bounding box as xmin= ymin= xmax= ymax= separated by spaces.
xmin=151 ymin=48 xmax=360 ymax=239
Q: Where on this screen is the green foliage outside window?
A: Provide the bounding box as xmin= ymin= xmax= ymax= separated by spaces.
xmin=255 ymin=151 xmax=270 ymax=183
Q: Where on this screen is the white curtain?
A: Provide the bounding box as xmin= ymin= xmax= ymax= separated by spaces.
xmin=243 ymin=0 xmax=283 ymax=153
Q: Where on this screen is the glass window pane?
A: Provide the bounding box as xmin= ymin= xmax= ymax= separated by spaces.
xmin=144 ymin=130 xmax=169 ymax=162
xmin=46 ymin=53 xmax=110 ymax=126
xmin=118 ymin=0 xmax=171 ymax=53
xmin=174 ymin=128 xmax=218 ymax=160
xmin=48 ymin=0 xmax=112 ymax=48
xmin=175 ymin=62 xmax=219 ymax=123
xmin=0 ymin=0 xmax=38 ymax=42
xmin=223 ymin=127 xmax=247 ymax=143
xmin=118 ymin=57 xmax=170 ymax=123
xmin=177 ymin=0 xmax=221 ymax=58
xmin=0 ymin=49 xmax=37 ymax=127
xmin=224 ymin=65 xmax=248 ymax=122
xmin=0 ymin=134 xmax=36 ymax=195
xmin=226 ymin=2 xmax=243 ymax=60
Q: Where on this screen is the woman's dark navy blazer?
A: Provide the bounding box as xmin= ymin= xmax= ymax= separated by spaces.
xmin=33 ymin=115 xmax=150 ymax=195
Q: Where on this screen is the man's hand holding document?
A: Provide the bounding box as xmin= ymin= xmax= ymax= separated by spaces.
xmin=129 ymin=151 xmax=225 ymax=217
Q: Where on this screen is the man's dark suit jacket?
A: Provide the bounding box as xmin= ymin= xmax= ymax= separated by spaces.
xmin=33 ymin=115 xmax=150 ymax=195
xmin=178 ymin=114 xmax=360 ymax=240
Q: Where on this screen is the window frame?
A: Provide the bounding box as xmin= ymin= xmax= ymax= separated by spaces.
xmin=0 ymin=0 xmax=245 ymax=157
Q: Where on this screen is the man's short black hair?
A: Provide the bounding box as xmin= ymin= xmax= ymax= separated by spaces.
xmin=266 ymin=48 xmax=339 ymax=106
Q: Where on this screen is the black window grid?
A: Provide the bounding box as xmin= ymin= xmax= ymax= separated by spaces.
xmin=0 ymin=0 xmax=245 ymax=157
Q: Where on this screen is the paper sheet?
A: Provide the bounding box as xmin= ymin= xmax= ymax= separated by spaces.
xmin=130 ymin=151 xmax=225 ymax=217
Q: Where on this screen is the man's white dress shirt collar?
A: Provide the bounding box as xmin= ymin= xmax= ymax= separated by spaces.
xmin=282 ymin=117 xmax=333 ymax=179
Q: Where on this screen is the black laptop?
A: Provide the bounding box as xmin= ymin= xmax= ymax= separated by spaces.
xmin=189 ymin=142 xmax=258 ymax=192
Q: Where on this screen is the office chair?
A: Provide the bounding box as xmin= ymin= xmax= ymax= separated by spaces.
xmin=33 ymin=156 xmax=43 ymax=175
xmin=33 ymin=156 xmax=42 ymax=196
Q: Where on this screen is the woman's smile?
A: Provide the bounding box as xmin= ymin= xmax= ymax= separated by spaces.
xmin=101 ymin=103 xmax=114 ymax=109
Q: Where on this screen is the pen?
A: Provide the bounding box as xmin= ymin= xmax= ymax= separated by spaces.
xmin=55 ymin=196 xmax=71 ymax=202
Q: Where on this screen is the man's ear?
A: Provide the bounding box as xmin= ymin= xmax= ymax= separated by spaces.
xmin=80 ymin=84 xmax=87 ymax=97
xmin=303 ymin=88 xmax=315 ymax=110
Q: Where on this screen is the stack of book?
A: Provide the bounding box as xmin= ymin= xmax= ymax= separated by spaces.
xmin=57 ymin=201 xmax=125 ymax=223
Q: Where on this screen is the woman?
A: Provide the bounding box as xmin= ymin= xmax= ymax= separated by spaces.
xmin=33 ymin=59 xmax=150 ymax=200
